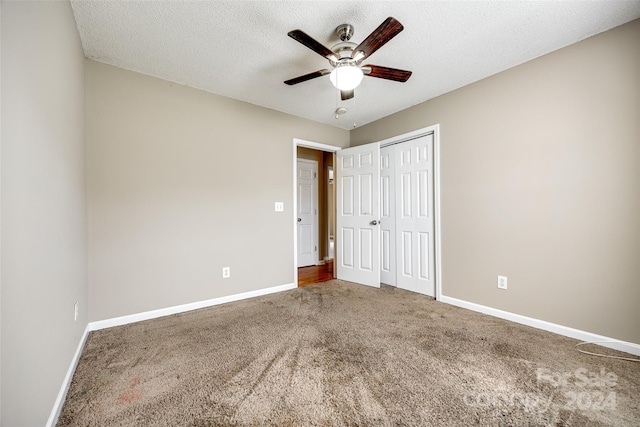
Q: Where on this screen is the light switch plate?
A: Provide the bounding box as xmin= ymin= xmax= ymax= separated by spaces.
xmin=497 ymin=275 xmax=508 ymax=290
xmin=275 ymin=202 xmax=284 ymax=212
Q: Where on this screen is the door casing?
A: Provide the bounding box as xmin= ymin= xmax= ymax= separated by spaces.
xmin=293 ymin=139 xmax=342 ymax=285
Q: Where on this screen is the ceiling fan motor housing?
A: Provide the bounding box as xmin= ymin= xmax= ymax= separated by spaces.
xmin=336 ymin=23 xmax=354 ymax=41
xmin=330 ymin=42 xmax=358 ymax=62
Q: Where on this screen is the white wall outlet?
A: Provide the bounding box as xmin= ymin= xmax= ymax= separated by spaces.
xmin=497 ymin=275 xmax=508 ymax=290
xmin=74 ymin=301 xmax=79 ymax=321
xmin=222 ymin=267 xmax=231 ymax=278
xmin=275 ymin=202 xmax=284 ymax=212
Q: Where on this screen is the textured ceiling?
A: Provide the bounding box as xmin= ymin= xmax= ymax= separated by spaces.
xmin=70 ymin=1 xmax=640 ymax=130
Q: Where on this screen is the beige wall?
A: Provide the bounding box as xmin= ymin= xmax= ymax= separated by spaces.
xmin=1 ymin=1 xmax=87 ymax=425
xmin=352 ymin=20 xmax=640 ymax=343
xmin=86 ymin=60 xmax=349 ymax=322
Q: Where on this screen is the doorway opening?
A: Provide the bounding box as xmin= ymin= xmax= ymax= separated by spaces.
xmin=293 ymin=139 xmax=342 ymax=287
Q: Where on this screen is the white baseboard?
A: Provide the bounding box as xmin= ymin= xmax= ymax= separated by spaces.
xmin=46 ymin=324 xmax=91 ymax=427
xmin=440 ymin=295 xmax=640 ymax=357
xmin=88 ymin=282 xmax=297 ymax=331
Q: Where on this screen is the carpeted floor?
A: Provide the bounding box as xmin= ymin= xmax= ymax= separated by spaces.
xmin=58 ymin=280 xmax=639 ymax=426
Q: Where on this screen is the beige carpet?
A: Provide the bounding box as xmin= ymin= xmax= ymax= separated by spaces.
xmin=58 ymin=280 xmax=639 ymax=426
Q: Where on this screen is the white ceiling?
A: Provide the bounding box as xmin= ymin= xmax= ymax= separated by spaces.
xmin=70 ymin=1 xmax=640 ymax=130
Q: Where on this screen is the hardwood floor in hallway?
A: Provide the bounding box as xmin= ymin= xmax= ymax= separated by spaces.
xmin=298 ymin=260 xmax=334 ymax=287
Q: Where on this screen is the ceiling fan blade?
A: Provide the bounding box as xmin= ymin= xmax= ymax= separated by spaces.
xmin=284 ymin=69 xmax=331 ymax=85
xmin=341 ymin=89 xmax=354 ymax=100
xmin=352 ymin=17 xmax=404 ymax=61
xmin=363 ymin=65 xmax=412 ymax=82
xmin=288 ymin=30 xmax=336 ymax=60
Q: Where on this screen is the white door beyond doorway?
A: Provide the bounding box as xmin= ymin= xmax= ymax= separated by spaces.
xmin=296 ymin=159 xmax=318 ymax=267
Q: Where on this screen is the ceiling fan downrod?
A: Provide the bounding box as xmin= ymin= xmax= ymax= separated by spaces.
xmin=336 ymin=24 xmax=355 ymax=42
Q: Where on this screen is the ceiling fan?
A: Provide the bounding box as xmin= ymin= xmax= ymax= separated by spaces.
xmin=284 ymin=17 xmax=412 ymax=100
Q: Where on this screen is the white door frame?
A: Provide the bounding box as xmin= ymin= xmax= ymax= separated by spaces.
xmin=293 ymin=138 xmax=342 ymax=285
xmin=374 ymin=124 xmax=443 ymax=300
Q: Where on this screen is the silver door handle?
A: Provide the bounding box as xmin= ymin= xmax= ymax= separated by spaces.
xmin=371 ymin=220 xmax=380 ymax=225
xmin=297 ymin=218 xmax=302 ymax=222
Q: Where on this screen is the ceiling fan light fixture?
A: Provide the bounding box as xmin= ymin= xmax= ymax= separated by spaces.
xmin=329 ymin=64 xmax=363 ymax=91
xmin=285 ymin=17 xmax=410 ymax=99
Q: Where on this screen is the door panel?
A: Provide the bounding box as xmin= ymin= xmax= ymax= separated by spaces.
xmin=341 ymin=227 xmax=354 ymax=267
xmin=401 ymin=173 xmax=411 ymax=217
xmin=395 ymin=135 xmax=435 ymax=296
xmin=342 ymin=176 xmax=354 ymax=215
xmin=401 ymin=231 xmax=412 ymax=276
xmin=359 ymin=174 xmax=373 ymax=215
xmin=418 ymin=171 xmax=429 ymax=218
xmin=299 ymin=224 xmax=312 ymax=256
xmin=359 ymin=228 xmax=374 ymax=271
xmin=337 ymin=143 xmax=380 ymax=287
xmin=418 ymin=232 xmax=429 ymax=281
xmin=381 ymin=229 xmax=391 ymax=272
xmin=297 ymin=159 xmax=318 ymax=267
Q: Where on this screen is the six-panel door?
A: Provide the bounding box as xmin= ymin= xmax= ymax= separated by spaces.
xmin=394 ymin=134 xmax=435 ymax=296
xmin=297 ymin=159 xmax=318 ymax=267
xmin=336 ymin=143 xmax=380 ymax=288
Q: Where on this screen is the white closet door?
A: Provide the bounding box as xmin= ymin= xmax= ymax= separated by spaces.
xmin=336 ymin=143 xmax=380 ymax=288
xmin=395 ymin=135 xmax=435 ymax=296
xmin=380 ymin=145 xmax=396 ymax=286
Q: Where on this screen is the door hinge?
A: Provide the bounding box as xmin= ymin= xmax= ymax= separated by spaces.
xmin=314 ymin=172 xmax=317 ymax=179
xmin=315 ymin=246 xmax=317 ymax=252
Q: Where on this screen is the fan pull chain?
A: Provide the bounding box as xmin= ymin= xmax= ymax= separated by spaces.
xmin=352 ymin=92 xmax=356 ymax=128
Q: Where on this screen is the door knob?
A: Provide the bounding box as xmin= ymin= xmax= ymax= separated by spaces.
xmin=371 ymin=220 xmax=380 ymax=225
xmin=297 ymin=218 xmax=302 ymax=222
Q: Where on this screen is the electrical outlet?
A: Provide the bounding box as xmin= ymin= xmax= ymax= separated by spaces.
xmin=222 ymin=267 xmax=231 ymax=278
xmin=274 ymin=202 xmax=284 ymax=212
xmin=497 ymin=275 xmax=508 ymax=290
xmin=74 ymin=301 xmax=79 ymax=321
